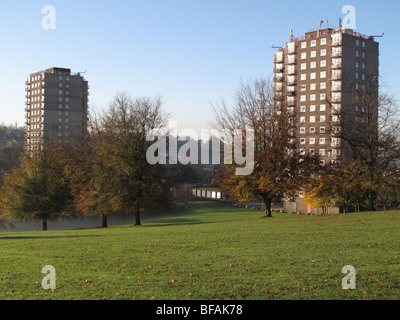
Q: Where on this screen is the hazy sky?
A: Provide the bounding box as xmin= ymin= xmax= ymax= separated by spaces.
xmin=0 ymin=0 xmax=399 ymax=133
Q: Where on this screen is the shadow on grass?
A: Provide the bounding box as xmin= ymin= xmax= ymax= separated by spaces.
xmin=0 ymin=234 xmax=102 ymax=241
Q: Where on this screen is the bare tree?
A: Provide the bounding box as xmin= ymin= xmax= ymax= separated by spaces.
xmin=325 ymin=76 xmax=400 ymax=210
xmin=211 ymin=78 xmax=320 ymax=217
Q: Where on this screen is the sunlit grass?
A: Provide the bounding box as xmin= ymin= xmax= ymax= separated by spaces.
xmin=0 ymin=201 xmax=399 ymax=300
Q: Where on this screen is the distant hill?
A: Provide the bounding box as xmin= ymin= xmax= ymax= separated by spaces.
xmin=0 ymin=124 xmax=25 ymax=177
xmin=0 ymin=123 xmax=25 ymax=146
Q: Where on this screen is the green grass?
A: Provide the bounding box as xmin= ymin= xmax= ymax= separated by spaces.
xmin=0 ymin=201 xmax=399 ymax=300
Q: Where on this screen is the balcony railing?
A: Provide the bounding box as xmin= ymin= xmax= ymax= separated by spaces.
xmin=331 ymin=51 xmax=342 ymax=57
xmin=331 ymin=63 xmax=342 ymax=69
xmin=330 ymin=40 xmax=342 ymax=46
xmin=331 ymin=86 xmax=342 ymax=91
xmin=330 ymin=73 xmax=342 ymax=80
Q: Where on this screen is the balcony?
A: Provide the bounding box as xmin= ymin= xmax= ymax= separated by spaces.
xmin=331 ymin=50 xmax=342 ymax=57
xmin=331 ymin=86 xmax=342 ymax=91
xmin=286 ymin=69 xmax=296 ymax=75
xmin=330 ymin=73 xmax=342 ymax=80
xmin=274 ymin=56 xmax=284 ymax=63
xmin=331 ymin=63 xmax=342 ymax=69
xmin=275 ymin=64 xmax=284 ymax=72
xmin=331 ymin=97 xmax=342 ymax=103
xmin=330 ymin=40 xmax=342 ymax=46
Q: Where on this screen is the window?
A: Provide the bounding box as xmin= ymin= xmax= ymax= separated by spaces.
xmin=301 ymin=42 xmax=307 ymax=49
xmin=320 ymin=115 xmax=326 ymax=122
xmin=310 ymin=127 xmax=316 ymax=133
xmin=332 ymin=115 xmax=339 ymax=122
xmin=356 ymin=39 xmax=360 ymax=46
xmin=58 ymin=97 xmax=63 ymax=102
xmin=300 ymin=138 xmax=306 ymax=145
xmin=310 ymin=83 xmax=316 ymax=90
xmin=310 ymin=116 xmax=316 ymax=123
xmin=320 ymin=93 xmax=326 ymax=100
xmin=59 ymin=90 xmax=63 ymax=95
xmin=319 ymin=149 xmax=325 ymax=156
xmin=356 ymin=50 xmax=359 ymax=57
xmin=320 ymin=38 xmax=327 ymax=45
xmin=320 ymin=60 xmax=326 ymax=67
xmin=310 ymin=138 xmax=315 ymax=145
xmin=58 ymin=118 xmax=62 ymax=123
xmin=362 ymin=63 xmax=366 ymax=69
xmin=356 ymin=61 xmax=359 ymax=68
xmin=355 ymin=72 xmax=359 ymax=79
xmin=301 ymin=74 xmax=307 ymax=81
xmin=319 ymin=138 xmax=326 ymax=145
xmin=310 ymin=51 xmax=316 ymax=58
xmin=300 ymin=95 xmax=306 ymax=102
xmin=310 ymin=94 xmax=316 ymax=101
xmin=301 ymin=63 xmax=307 ymax=70
xmin=58 ymin=104 xmax=63 ymax=109
xmin=300 ymin=84 xmax=306 ymax=91
xmin=300 ymin=127 xmax=306 ymax=134
xmin=66 ymin=76 xmax=69 ymax=81
xmin=310 ymin=73 xmax=316 ymax=80
xmin=362 ymin=51 xmax=366 ymax=58
xmin=320 ymin=127 xmax=326 ymax=134
xmin=300 ymin=149 xmax=306 ymax=155
xmin=301 ymin=52 xmax=307 ymax=59
xmin=59 ymin=76 xmax=63 ymax=81
xmin=320 ymin=71 xmax=326 ymax=78
xmin=300 ymin=116 xmax=306 ymax=123
xmin=311 ymin=61 xmax=316 ymax=69
xmin=362 ymin=41 xmax=366 ymax=48
xmin=320 ymin=49 xmax=326 ymax=56
xmin=320 ymin=82 xmax=326 ymax=89
xmin=311 ymin=40 xmax=316 ymax=47
xmin=65 ymin=97 xmax=69 ymax=102
xmin=362 ymin=73 xmax=366 ymax=80
xmin=310 ymin=105 xmax=316 ymax=112
xmin=300 ymin=106 xmax=306 ymax=112
xmin=320 ymin=104 xmax=326 ymax=112
xmin=59 ymin=83 xmax=63 ymax=88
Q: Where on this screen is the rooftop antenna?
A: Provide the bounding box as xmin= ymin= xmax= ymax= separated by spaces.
xmin=369 ymin=33 xmax=384 ymax=41
xmin=290 ymin=28 xmax=294 ymax=41
xmin=317 ymin=20 xmax=323 ymax=36
xmin=338 ymin=18 xmax=342 ymax=29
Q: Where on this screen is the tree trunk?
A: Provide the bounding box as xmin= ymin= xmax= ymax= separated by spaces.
xmin=367 ymin=191 xmax=376 ymax=211
xmin=263 ymin=198 xmax=272 ymax=218
xmin=134 ymin=208 xmax=141 ymax=226
xmin=102 ymin=214 xmax=108 ymax=228
xmin=43 ymin=218 xmax=48 ymax=231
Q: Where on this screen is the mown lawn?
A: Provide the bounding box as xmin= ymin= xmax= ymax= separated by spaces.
xmin=0 ymin=201 xmax=399 ymax=300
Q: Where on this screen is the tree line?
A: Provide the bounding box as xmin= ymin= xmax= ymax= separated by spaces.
xmin=0 ymin=93 xmax=205 ymax=230
xmin=211 ymin=77 xmax=400 ymax=216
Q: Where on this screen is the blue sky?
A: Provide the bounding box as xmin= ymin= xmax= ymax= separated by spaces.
xmin=0 ymin=0 xmax=399 ymax=132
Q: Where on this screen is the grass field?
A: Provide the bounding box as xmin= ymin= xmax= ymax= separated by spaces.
xmin=0 ymin=200 xmax=399 ymax=300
